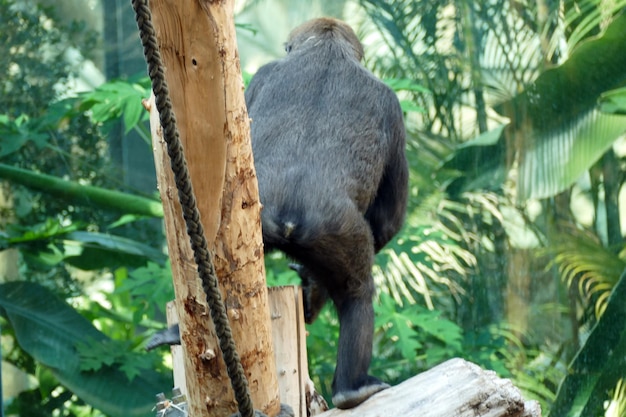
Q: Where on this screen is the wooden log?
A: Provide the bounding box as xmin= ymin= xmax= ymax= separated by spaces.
xmin=146 ymin=0 xmax=279 ymax=415
xmin=150 ymin=88 xmax=235 ymax=416
xmin=318 ymin=358 xmax=541 ymax=417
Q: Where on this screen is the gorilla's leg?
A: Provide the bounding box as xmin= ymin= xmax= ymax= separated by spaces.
xmin=331 ymin=280 xmax=389 ymax=409
xmin=292 ymin=209 xmax=388 ymax=409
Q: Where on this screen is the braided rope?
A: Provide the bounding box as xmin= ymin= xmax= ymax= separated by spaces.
xmin=130 ymin=1 xmax=254 ymax=416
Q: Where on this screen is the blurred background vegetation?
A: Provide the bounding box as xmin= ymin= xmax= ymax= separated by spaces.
xmin=1 ymin=0 xmax=626 ymax=416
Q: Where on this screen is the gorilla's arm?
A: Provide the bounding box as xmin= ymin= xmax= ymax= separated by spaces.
xmin=366 ymin=96 xmax=408 ymax=253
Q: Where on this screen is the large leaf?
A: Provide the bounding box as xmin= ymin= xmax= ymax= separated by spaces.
xmin=548 ymin=269 xmax=626 ymax=417
xmin=62 ymin=231 xmax=166 ymax=270
xmin=0 ymin=281 xmax=172 ymax=417
xmin=517 ymin=109 xmax=626 ymax=201
xmin=505 ymin=13 xmax=626 ymax=200
xmin=3 ymin=221 xmax=166 ymax=270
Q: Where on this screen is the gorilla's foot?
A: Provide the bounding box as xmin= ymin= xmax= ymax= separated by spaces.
xmin=332 ymin=378 xmax=390 ymax=409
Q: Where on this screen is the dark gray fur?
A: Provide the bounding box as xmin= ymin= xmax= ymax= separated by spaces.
xmin=245 ymin=18 xmax=408 ymax=409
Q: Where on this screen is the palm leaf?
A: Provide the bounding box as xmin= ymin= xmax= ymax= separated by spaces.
xmin=605 ymin=378 xmax=626 ymax=417
xmin=564 ymin=0 xmax=626 ymax=50
xmin=506 ymin=13 xmax=626 ymax=200
xmin=374 ymin=191 xmax=473 ymax=309
xmin=548 ymin=268 xmax=626 ymax=417
xmin=543 ymin=228 xmax=625 ymax=318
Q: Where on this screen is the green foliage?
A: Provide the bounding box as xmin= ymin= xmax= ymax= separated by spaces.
xmin=600 ymin=87 xmax=626 ymax=115
xmin=549 ymin=270 xmax=626 ymax=417
xmin=80 ymin=80 xmax=150 ymax=134
xmin=353 ymin=1 xmax=626 ymax=415
xmin=0 ymin=281 xmax=172 ymax=417
xmin=508 ymin=13 xmax=626 ymax=200
xmin=6 ymin=368 xmax=106 ymax=417
xmin=461 ymin=326 xmax=511 ymax=377
xmin=375 ymin=293 xmax=462 ymax=366
xmin=116 ymin=262 xmax=175 ymax=319
xmin=0 ymin=2 xmax=172 ymax=416
xmin=305 ymin=306 xmax=339 ymax=399
xmin=384 ymin=78 xmax=428 ymax=113
xmin=0 ymin=1 xmax=106 ymax=189
xmin=0 ymin=114 xmax=49 ymax=157
xmin=544 ymin=230 xmax=626 ymax=319
xmin=1 ymin=218 xmax=165 ymax=271
xmin=76 ymin=339 xmax=157 ymax=381
xmin=0 ymin=0 xmax=96 ymax=118
xmin=264 ymin=251 xmax=300 ymax=287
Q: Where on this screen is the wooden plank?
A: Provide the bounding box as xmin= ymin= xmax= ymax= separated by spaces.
xmin=268 ymin=286 xmax=308 ymax=417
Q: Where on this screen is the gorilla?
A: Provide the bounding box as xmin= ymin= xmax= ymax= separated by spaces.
xmin=245 ymin=17 xmax=408 ymax=409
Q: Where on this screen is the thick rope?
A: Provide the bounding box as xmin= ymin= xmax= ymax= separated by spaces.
xmin=130 ymin=1 xmax=254 ymax=416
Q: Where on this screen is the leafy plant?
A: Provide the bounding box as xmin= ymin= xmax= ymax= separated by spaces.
xmin=506 ymin=13 xmax=626 ymax=200
xmin=0 ymin=281 xmax=172 ymax=417
xmin=549 ymin=270 xmax=626 ymax=417
xmin=353 ymin=1 xmax=626 ymax=416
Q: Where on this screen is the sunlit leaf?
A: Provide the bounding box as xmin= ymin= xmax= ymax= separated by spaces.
xmin=80 ymin=80 xmax=149 ymax=129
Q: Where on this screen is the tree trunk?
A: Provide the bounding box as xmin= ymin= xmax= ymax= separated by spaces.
xmin=147 ymin=0 xmax=279 ymax=415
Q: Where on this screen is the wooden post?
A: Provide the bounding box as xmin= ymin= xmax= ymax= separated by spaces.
xmin=268 ymin=286 xmax=311 ymax=417
xmin=147 ymin=0 xmax=280 ymax=415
